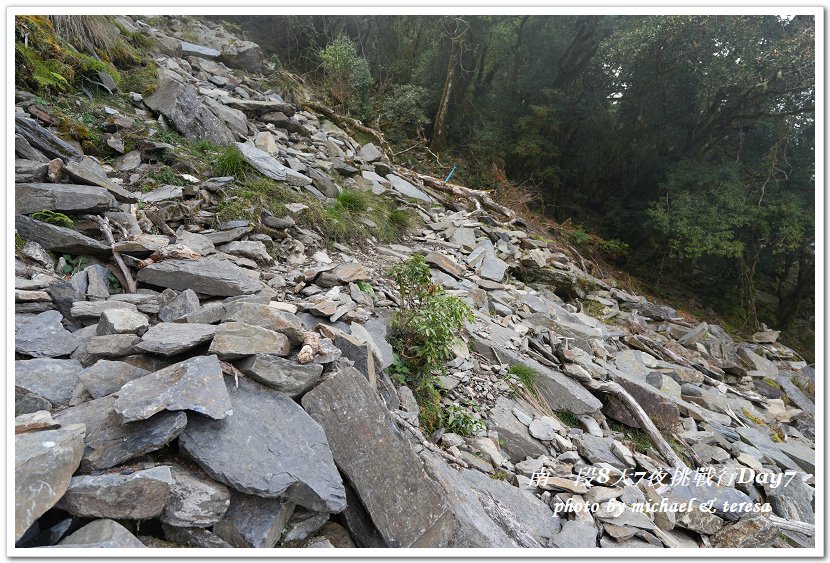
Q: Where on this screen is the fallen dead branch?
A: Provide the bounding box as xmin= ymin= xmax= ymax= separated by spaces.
xmin=389 ymin=409 xmax=469 ymax=469
xmin=87 ymin=214 xmax=136 ymax=293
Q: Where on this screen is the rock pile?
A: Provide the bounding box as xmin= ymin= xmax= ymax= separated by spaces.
xmin=14 ymin=15 xmax=815 ymax=550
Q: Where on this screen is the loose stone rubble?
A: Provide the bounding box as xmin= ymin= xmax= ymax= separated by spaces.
xmin=13 ymin=15 xmax=815 ymax=551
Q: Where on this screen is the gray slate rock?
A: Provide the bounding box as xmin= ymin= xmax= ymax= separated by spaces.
xmin=764 ymin=477 xmax=814 ymax=524
xmin=235 ymin=141 xmax=286 ymax=181
xmin=70 ymin=300 xmax=137 ymax=320
xmin=56 ymin=466 xmax=173 ymax=520
xmin=63 ymin=158 xmax=137 ymax=203
xmin=487 ymin=396 xmax=547 ymax=462
xmin=161 ymin=463 xmax=232 ymax=528
xmin=15 ymin=115 xmax=81 ymax=162
xmin=179 ymin=375 xmax=345 ymax=513
xmin=222 ymin=302 xmax=305 ymax=344
xmin=549 ymin=520 xmax=597 ymax=548
xmin=57 ymin=519 xmax=145 ymax=548
xmin=214 ymin=491 xmax=295 ymax=548
xmin=208 ymin=322 xmax=290 ymax=360
xmin=144 ymin=71 xmax=234 ymax=145
xmin=53 ymin=395 xmax=187 ymax=471
xmin=16 ymin=310 xmax=79 ymax=358
xmin=158 ymin=289 xmax=201 ymax=322
xmin=573 ymin=434 xmax=629 ymax=470
xmin=135 ymin=322 xmax=217 ymax=356
xmin=176 ymin=231 xmax=215 ymax=256
xmin=15 ymin=183 xmax=117 ymax=215
xmin=500 ymin=350 xmax=602 ymax=415
xmin=356 ymin=143 xmax=382 ymax=162
xmin=384 ymin=174 xmax=432 ymax=203
xmin=78 ymin=360 xmax=149 ymax=398
xmin=236 ymin=354 xmax=322 ymax=397
xmin=136 ymin=259 xmax=262 ymax=297
xmin=180 ymin=40 xmax=220 ymax=57
xmin=15 ymin=358 xmax=83 ymax=407
xmin=15 ymin=423 xmax=86 ymax=542
xmin=114 ymin=354 xmax=231 ymax=422
xmin=220 ymin=240 xmax=273 ymax=264
xmin=303 ymin=367 xmax=451 ymax=547
xmin=15 ymin=214 xmax=111 ymax=257
xmin=478 ymin=251 xmax=508 ymax=282
xmin=96 ymin=308 xmax=149 ymax=336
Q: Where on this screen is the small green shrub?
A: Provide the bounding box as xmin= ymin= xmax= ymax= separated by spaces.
xmin=32 ymin=210 xmax=75 ymax=229
xmin=609 ymin=421 xmax=655 ymax=453
xmin=61 ymin=255 xmax=89 ymax=275
xmin=388 ymin=254 xmax=475 ymax=433
xmin=216 ymin=145 xmax=248 ymax=177
xmin=555 ymin=410 xmax=581 ymax=428
xmin=444 ymin=404 xmax=486 ymax=436
xmin=376 ymin=83 xmax=429 ymax=141
xmin=319 ymin=35 xmax=373 ymax=119
xmin=146 ymin=165 xmax=178 ymax=186
xmin=567 ymin=228 xmax=590 ymax=246
xmin=508 ymin=363 xmax=538 ymax=395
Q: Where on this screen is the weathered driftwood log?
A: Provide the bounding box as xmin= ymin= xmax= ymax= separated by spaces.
xmin=297 ymin=331 xmax=321 ymax=364
xmin=581 ymin=378 xmax=690 ymax=470
xmin=769 ymin=515 xmax=815 ymax=536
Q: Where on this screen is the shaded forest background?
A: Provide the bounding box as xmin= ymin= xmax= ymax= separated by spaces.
xmin=212 ymin=14 xmax=815 ymax=357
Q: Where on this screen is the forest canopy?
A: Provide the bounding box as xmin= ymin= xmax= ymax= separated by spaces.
xmin=216 ymin=14 xmax=815 ymax=351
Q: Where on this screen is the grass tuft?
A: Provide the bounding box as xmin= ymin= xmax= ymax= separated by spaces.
xmin=215 ymin=145 xmax=248 ymax=177
xmin=508 ymin=363 xmax=538 ymax=394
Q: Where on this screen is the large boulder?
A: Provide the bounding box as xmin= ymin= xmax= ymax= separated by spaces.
xmin=144 ymin=71 xmax=234 ymax=145
xmin=179 ymin=375 xmax=345 ymax=513
xmin=302 ymin=367 xmax=453 ymax=547
xmin=15 ymin=423 xmax=86 ymax=541
xmin=136 ymin=259 xmax=262 ymax=297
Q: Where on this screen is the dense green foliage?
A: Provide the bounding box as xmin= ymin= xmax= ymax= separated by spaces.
xmin=223 ymin=14 xmax=814 ymax=352
xmin=388 ymin=255 xmax=475 ymax=432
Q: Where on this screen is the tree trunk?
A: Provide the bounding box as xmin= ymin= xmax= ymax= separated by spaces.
xmin=430 ymin=37 xmax=460 ymax=151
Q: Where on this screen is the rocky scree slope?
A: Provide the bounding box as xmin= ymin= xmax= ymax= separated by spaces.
xmin=13 ymin=15 xmax=816 ymax=550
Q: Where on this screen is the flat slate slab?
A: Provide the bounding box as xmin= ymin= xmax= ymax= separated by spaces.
xmin=179 ymin=375 xmax=345 ymax=513
xmin=15 ymin=214 xmax=111 ymax=257
xmin=134 ymin=322 xmax=217 ymax=356
xmin=16 ymin=311 xmax=79 ymax=359
xmin=136 ymin=259 xmax=262 ymax=297
xmin=15 ymin=358 xmax=84 ymax=407
xmin=302 ymin=367 xmax=452 ymax=547
xmin=15 ymin=423 xmax=86 ymax=541
xmin=114 ymin=355 xmax=231 ymax=422
xmin=16 ymin=183 xmax=117 ymax=215
xmin=57 ymin=519 xmax=145 ymax=548
xmin=384 ymin=174 xmax=432 ymax=203
xmin=56 ymin=466 xmax=173 ymax=520
xmin=53 ymin=395 xmax=187 ymax=472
